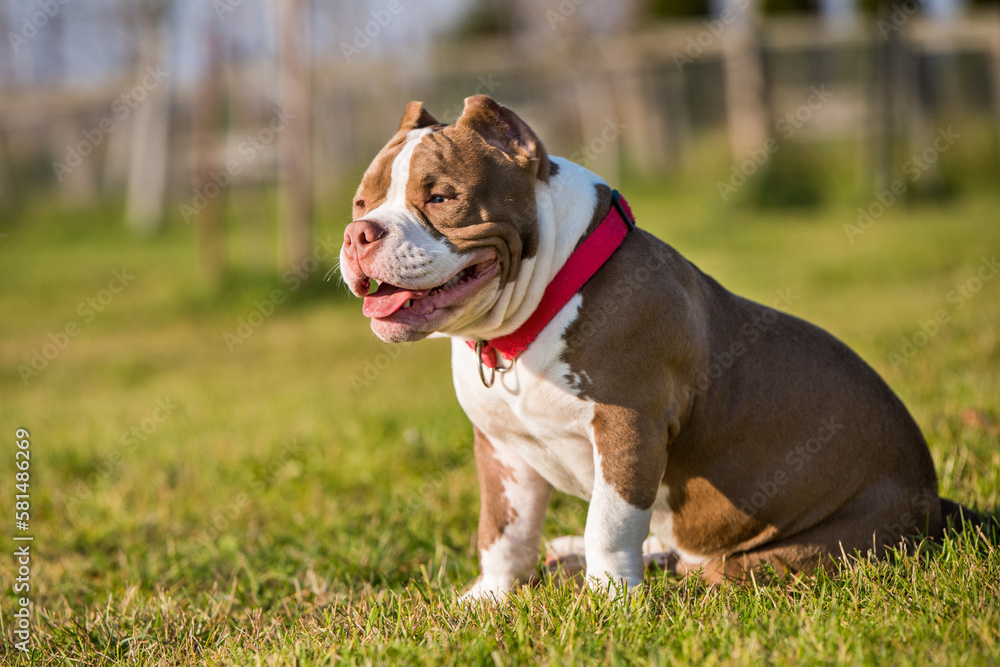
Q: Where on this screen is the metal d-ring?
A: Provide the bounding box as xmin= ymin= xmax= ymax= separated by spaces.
xmin=475 ymin=341 xmax=515 ymax=389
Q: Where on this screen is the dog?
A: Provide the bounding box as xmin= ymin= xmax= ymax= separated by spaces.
xmin=339 ymin=95 xmax=972 ymax=600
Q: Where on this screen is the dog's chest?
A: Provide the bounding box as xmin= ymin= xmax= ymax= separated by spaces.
xmin=451 ymin=297 xmax=596 ymax=499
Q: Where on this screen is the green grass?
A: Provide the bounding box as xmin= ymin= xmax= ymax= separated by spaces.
xmin=0 ymin=176 xmax=998 ymax=665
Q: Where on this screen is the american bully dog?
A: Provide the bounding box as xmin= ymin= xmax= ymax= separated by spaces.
xmin=339 ymin=95 xmax=974 ymax=600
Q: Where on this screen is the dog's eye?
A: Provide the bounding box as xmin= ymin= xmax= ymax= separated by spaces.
xmin=428 ymin=195 xmax=449 ymax=205
xmin=354 ymin=199 xmax=365 ymax=210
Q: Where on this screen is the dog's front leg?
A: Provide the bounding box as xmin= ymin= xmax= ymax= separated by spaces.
xmin=462 ymin=427 xmax=552 ymax=602
xmin=584 ymin=463 xmax=653 ymax=595
xmin=584 ymin=408 xmax=664 ymax=596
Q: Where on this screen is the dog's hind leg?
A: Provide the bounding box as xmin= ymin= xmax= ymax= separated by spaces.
xmin=689 ymin=482 xmax=945 ymax=585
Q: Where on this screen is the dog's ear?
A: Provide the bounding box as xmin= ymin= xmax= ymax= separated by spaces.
xmin=398 ymin=101 xmax=440 ymax=132
xmin=457 ymin=95 xmax=551 ymax=183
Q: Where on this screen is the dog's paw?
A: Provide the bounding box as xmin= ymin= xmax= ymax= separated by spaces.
xmin=459 ymin=576 xmax=516 ymax=604
xmin=546 ymin=535 xmax=587 ymax=559
xmin=642 ymin=536 xmax=673 ymax=571
xmin=546 ymin=535 xmax=642 ymax=597
xmin=544 ymin=535 xmax=673 ymax=579
xmin=542 ymin=536 xmax=587 ymax=585
xmin=584 ymin=569 xmax=645 ymax=599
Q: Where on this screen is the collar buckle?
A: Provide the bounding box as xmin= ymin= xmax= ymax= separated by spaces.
xmin=611 ymin=189 xmax=636 ymax=229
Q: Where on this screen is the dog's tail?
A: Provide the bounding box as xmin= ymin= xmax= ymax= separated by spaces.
xmin=939 ymin=497 xmax=984 ymax=535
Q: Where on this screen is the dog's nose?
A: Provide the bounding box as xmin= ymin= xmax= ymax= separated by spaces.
xmin=344 ymin=219 xmax=386 ymax=259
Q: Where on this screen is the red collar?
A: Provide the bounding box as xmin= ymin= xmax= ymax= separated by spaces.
xmin=468 ymin=190 xmax=635 ymax=386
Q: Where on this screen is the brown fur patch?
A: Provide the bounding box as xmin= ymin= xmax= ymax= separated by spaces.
xmin=561 ymin=206 xmax=942 ymax=571
xmin=457 ymin=95 xmax=550 ymax=184
xmin=474 ymin=427 xmax=518 ymax=552
xmin=688 ymin=481 xmax=943 ymax=584
xmin=592 ymin=403 xmax=667 ymax=509
xmin=561 ymin=223 xmax=698 ymax=513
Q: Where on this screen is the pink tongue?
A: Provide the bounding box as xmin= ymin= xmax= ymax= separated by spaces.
xmin=363 ymin=282 xmax=422 ymax=319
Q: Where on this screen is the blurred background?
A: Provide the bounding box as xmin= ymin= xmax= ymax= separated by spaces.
xmin=2 ymin=3 xmax=999 ymax=655
xmin=1 ymin=0 xmax=998 ymax=278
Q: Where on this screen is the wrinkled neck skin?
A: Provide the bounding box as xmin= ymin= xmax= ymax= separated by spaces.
xmin=438 ymin=156 xmax=606 ymax=344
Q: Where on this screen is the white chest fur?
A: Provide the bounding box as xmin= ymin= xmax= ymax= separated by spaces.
xmin=452 ymin=295 xmax=597 ymax=500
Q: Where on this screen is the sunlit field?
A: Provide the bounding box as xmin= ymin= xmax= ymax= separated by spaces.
xmin=1 ymin=172 xmax=998 ymax=664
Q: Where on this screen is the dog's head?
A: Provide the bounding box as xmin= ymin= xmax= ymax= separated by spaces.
xmin=339 ymin=95 xmax=551 ymax=343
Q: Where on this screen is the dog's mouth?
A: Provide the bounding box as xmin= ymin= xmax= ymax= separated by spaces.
xmin=361 ymin=253 xmax=499 ymax=321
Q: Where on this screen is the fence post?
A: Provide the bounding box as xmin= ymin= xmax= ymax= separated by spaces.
xmin=125 ymin=1 xmax=172 ymax=235
xmin=278 ymin=0 xmax=313 ymax=273
xmin=722 ymin=0 xmax=771 ymax=165
xmin=192 ymin=26 xmax=227 ymax=283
